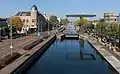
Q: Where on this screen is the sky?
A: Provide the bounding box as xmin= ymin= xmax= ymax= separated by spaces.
xmin=0 ymin=0 xmax=120 ymax=20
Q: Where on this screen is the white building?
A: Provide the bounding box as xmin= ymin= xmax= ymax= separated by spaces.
xmin=117 ymin=13 xmax=120 ymax=24
xmin=104 ymin=13 xmax=117 ymax=23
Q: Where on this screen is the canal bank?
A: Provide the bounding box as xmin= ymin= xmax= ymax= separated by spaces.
xmin=81 ymin=34 xmax=120 ymax=74
xmin=0 ymin=35 xmax=56 ymax=74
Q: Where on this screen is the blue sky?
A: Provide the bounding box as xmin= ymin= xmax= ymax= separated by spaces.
xmin=0 ymin=0 xmax=120 ymax=19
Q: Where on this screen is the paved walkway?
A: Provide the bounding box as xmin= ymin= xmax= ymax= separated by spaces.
xmin=0 ymin=31 xmax=54 ymax=58
xmin=0 ymin=35 xmax=36 ymax=57
xmin=0 ymin=35 xmax=55 ymax=74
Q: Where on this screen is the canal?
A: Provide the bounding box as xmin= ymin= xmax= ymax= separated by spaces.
xmin=22 ymin=24 xmax=118 ymax=74
xmin=23 ymin=39 xmax=118 ymax=74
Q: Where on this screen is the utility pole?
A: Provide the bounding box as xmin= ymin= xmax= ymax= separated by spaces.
xmin=10 ymin=17 xmax=13 ymax=56
xmin=47 ymin=17 xmax=50 ymax=35
xmin=41 ymin=21 xmax=42 ymax=32
xmin=0 ymin=27 xmax=1 ymax=42
xmin=118 ymin=14 xmax=120 ymax=48
xmin=37 ymin=22 xmax=40 ymax=37
xmin=0 ymin=21 xmax=1 ymax=42
xmin=44 ymin=12 xmax=49 ymax=35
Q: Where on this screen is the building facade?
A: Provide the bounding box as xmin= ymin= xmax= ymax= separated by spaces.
xmin=117 ymin=13 xmax=120 ymax=23
xmin=0 ymin=18 xmax=9 ymax=36
xmin=0 ymin=18 xmax=8 ymax=27
xmin=15 ymin=5 xmax=48 ymax=32
xmin=104 ymin=13 xmax=117 ymax=23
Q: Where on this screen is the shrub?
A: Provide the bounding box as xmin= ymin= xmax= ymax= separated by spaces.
xmin=42 ymin=35 xmax=50 ymax=39
xmin=0 ymin=52 xmax=21 ymax=70
xmin=23 ymin=39 xmax=43 ymax=50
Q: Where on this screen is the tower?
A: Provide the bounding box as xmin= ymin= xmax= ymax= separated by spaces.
xmin=31 ymin=5 xmax=38 ymax=28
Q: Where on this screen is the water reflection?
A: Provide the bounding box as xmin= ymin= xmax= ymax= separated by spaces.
xmin=79 ymin=38 xmax=84 ymax=59
xmin=79 ymin=38 xmax=96 ymax=60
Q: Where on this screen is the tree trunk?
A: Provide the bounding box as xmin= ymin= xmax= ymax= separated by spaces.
xmin=114 ymin=35 xmax=116 ymax=47
xmin=119 ymin=38 xmax=120 ymax=48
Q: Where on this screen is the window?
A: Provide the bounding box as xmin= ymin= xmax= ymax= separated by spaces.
xmin=27 ymin=19 xmax=28 ymax=22
xmin=32 ymin=19 xmax=35 ymax=23
xmin=23 ymin=19 xmax=25 ymax=22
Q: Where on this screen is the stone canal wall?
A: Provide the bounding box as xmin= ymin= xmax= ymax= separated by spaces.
xmin=0 ymin=35 xmax=56 ymax=74
xmin=80 ymin=34 xmax=120 ymax=74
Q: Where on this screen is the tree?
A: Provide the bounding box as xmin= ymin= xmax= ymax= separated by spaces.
xmin=86 ymin=22 xmax=94 ymax=33
xmin=75 ymin=17 xmax=88 ymax=33
xmin=9 ymin=16 xmax=23 ymax=31
xmin=95 ymin=19 xmax=107 ymax=39
xmin=49 ymin=15 xmax=58 ymax=27
xmin=107 ymin=23 xmax=119 ymax=46
xmin=75 ymin=17 xmax=88 ymax=26
xmin=60 ymin=18 xmax=69 ymax=25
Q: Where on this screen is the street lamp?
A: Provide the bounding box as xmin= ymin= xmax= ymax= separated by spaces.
xmin=41 ymin=21 xmax=42 ymax=32
xmin=47 ymin=17 xmax=50 ymax=35
xmin=0 ymin=21 xmax=1 ymax=42
xmin=10 ymin=17 xmax=13 ymax=56
xmin=0 ymin=27 xmax=1 ymax=42
xmin=44 ymin=13 xmax=49 ymax=35
xmin=55 ymin=23 xmax=58 ymax=33
xmin=118 ymin=24 xmax=120 ymax=48
xmin=37 ymin=21 xmax=40 ymax=37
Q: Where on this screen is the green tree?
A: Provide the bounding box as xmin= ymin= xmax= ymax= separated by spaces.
xmin=75 ymin=17 xmax=88 ymax=33
xmin=9 ymin=16 xmax=23 ymax=31
xmin=95 ymin=19 xmax=107 ymax=39
xmin=49 ymin=15 xmax=58 ymax=27
xmin=107 ymin=23 xmax=119 ymax=46
xmin=60 ymin=18 xmax=69 ymax=25
xmin=86 ymin=22 xmax=94 ymax=33
xmin=75 ymin=17 xmax=88 ymax=26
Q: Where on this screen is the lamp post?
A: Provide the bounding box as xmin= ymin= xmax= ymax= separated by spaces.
xmin=0 ymin=27 xmax=1 ymax=42
xmin=41 ymin=21 xmax=42 ymax=32
xmin=37 ymin=21 xmax=40 ymax=37
xmin=56 ymin=23 xmax=58 ymax=33
xmin=47 ymin=17 xmax=50 ymax=35
xmin=10 ymin=17 xmax=13 ymax=56
xmin=43 ymin=12 xmax=49 ymax=35
xmin=118 ymin=14 xmax=120 ymax=48
xmin=0 ymin=21 xmax=1 ymax=42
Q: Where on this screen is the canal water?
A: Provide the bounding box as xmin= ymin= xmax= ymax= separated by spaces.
xmin=23 ymin=39 xmax=118 ymax=74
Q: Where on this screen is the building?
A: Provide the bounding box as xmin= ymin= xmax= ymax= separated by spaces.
xmin=15 ymin=5 xmax=48 ymax=32
xmin=0 ymin=18 xmax=8 ymax=27
xmin=0 ymin=18 xmax=9 ymax=37
xmin=117 ymin=13 xmax=120 ymax=23
xmin=104 ymin=13 xmax=117 ymax=23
